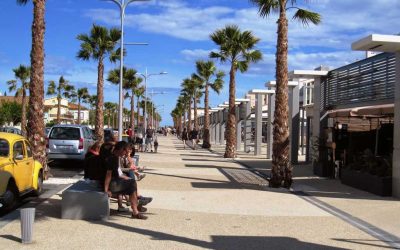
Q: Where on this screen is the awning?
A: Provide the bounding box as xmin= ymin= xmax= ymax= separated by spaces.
xmin=327 ymin=104 xmax=394 ymax=118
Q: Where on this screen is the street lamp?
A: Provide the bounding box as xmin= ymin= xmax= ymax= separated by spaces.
xmin=106 ymin=0 xmax=149 ymax=141
xmin=136 ymin=69 xmax=167 ymax=143
xmin=153 ymin=104 xmax=165 ymax=129
xmin=148 ymin=91 xmax=166 ymax=128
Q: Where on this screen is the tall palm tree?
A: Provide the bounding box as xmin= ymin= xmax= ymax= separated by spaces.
xmin=7 ymin=65 xmax=30 ymax=136
xmin=194 ymin=60 xmax=225 ymax=148
xmin=75 ymin=88 xmax=90 ymax=125
xmin=17 ymin=0 xmax=47 ymax=175
xmin=133 ymin=85 xmax=145 ymax=126
xmin=180 ymin=83 xmax=193 ymax=132
xmin=87 ymin=94 xmax=97 ymax=126
xmin=250 ymin=0 xmax=321 ymax=188
xmin=178 ymin=94 xmax=190 ymax=132
xmin=210 ymin=25 xmax=262 ymax=158
xmin=46 ymin=76 xmax=74 ymax=124
xmin=77 ymin=24 xmax=121 ymax=142
xmin=107 ymin=67 xmax=142 ymax=131
xmin=104 ymin=102 xmax=114 ymax=128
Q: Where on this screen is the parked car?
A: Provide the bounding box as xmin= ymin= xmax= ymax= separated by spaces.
xmin=46 ymin=125 xmax=95 ymax=161
xmin=45 ymin=127 xmax=51 ymax=136
xmin=0 ymin=132 xmax=43 ymax=211
xmin=0 ymin=127 xmax=22 ymax=135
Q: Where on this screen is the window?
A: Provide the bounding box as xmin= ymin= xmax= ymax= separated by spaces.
xmin=25 ymin=141 xmax=33 ymax=157
xmin=13 ymin=141 xmax=25 ymax=159
xmin=49 ymin=127 xmax=81 ymax=140
xmin=0 ymin=139 xmax=9 ymax=157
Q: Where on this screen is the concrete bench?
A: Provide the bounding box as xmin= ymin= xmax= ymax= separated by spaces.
xmin=61 ymin=180 xmax=109 ymax=220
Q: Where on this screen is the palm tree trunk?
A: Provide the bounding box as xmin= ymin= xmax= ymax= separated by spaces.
xmin=108 ymin=110 xmax=111 ymax=128
xmin=57 ymin=96 xmax=61 ymax=124
xmin=95 ymin=59 xmax=105 ymax=143
xmin=27 ymin=0 xmax=47 ymax=178
xmin=202 ymin=84 xmax=211 ymax=148
xmin=137 ymin=96 xmax=140 ymax=126
xmin=78 ymin=98 xmax=81 ymax=125
xmin=183 ymin=110 xmax=187 ymax=132
xmin=130 ymin=93 xmax=135 ymax=132
xmin=193 ymin=96 xmax=198 ymax=131
xmin=271 ymin=2 xmax=291 ymax=188
xmin=21 ymin=89 xmax=27 ymax=136
xmin=224 ymin=65 xmax=236 ymax=158
xmin=188 ymin=100 xmax=192 ymax=132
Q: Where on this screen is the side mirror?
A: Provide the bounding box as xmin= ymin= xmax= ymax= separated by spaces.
xmin=14 ymin=155 xmax=24 ymax=161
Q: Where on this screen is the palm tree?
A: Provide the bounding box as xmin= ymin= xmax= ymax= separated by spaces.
xmin=177 ymin=94 xmax=190 ymax=132
xmin=194 ymin=60 xmax=225 ymax=148
xmin=250 ymin=0 xmax=321 ymax=188
xmin=210 ymin=25 xmax=262 ymax=158
xmin=87 ymin=95 xmax=97 ymax=126
xmin=7 ymin=65 xmax=30 ymax=136
xmin=46 ymin=76 xmax=75 ymax=124
xmin=104 ymin=102 xmax=114 ymax=128
xmin=107 ymin=67 xmax=142 ymax=131
xmin=17 ymin=0 xmax=47 ymax=175
xmin=133 ymin=86 xmax=145 ymax=126
xmin=76 ymin=88 xmax=90 ymax=125
xmin=77 ymin=24 xmax=121 ymax=142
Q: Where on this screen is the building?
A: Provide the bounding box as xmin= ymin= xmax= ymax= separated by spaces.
xmin=44 ymin=97 xmax=89 ymax=125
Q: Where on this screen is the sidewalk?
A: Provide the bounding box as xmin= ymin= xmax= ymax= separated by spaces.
xmin=210 ymin=141 xmax=400 ymax=248
xmin=0 ymin=136 xmax=398 ymax=249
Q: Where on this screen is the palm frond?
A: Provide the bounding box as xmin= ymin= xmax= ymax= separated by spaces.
xmin=249 ymin=0 xmax=279 ymax=18
xmin=293 ymin=9 xmax=321 ymax=25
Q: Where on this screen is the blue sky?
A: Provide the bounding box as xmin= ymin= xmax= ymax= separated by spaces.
xmin=0 ymin=0 xmax=399 ymax=125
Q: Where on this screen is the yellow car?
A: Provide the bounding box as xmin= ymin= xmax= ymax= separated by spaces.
xmin=0 ymin=132 xmax=43 ymax=211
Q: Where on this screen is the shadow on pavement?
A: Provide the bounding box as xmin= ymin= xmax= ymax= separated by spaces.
xmin=0 ymin=234 xmax=20 ymax=243
xmin=91 ymin=219 xmax=346 ymax=250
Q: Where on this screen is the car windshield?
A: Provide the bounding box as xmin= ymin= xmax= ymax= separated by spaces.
xmin=0 ymin=139 xmax=9 ymax=157
xmin=49 ymin=127 xmax=80 ymax=140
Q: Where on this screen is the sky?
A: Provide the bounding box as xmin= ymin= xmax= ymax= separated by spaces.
xmin=0 ymin=0 xmax=399 ymax=126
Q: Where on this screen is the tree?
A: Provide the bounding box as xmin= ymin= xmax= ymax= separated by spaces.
xmin=7 ymin=65 xmax=30 ymax=136
xmin=77 ymin=24 xmax=121 ymax=142
xmin=104 ymin=102 xmax=114 ymax=128
xmin=76 ymin=88 xmax=90 ymax=125
xmin=133 ymin=86 xmax=145 ymax=126
xmin=46 ymin=76 xmax=75 ymax=124
xmin=250 ymin=0 xmax=320 ymax=188
xmin=87 ymin=95 xmax=97 ymax=126
xmin=194 ymin=60 xmax=225 ymax=148
xmin=107 ymin=67 xmax=142 ymax=131
xmin=0 ymin=101 xmax=22 ymax=126
xmin=210 ymin=25 xmax=262 ymax=158
xmin=17 ymin=0 xmax=48 ymax=177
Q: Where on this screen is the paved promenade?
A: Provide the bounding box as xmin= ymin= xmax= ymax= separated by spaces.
xmin=0 ymin=136 xmax=399 ymax=249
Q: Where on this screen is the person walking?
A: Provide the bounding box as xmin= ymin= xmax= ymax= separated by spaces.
xmin=181 ymin=128 xmax=188 ymax=149
xmin=145 ymin=125 xmax=155 ymax=152
xmin=190 ymin=128 xmax=198 ymax=150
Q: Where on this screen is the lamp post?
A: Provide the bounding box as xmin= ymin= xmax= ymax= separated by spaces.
xmin=153 ymin=104 xmax=165 ymax=129
xmin=106 ymin=0 xmax=149 ymax=141
xmin=137 ymin=69 xmax=167 ymax=145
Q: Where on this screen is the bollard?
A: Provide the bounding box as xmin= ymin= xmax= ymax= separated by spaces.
xmin=20 ymin=208 xmax=35 ymax=244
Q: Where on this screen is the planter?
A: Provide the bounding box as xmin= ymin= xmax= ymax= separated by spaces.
xmin=341 ymin=168 xmax=392 ymax=196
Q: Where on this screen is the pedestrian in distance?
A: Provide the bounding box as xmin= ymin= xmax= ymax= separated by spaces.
xmin=154 ymin=136 xmax=159 ymax=153
xmin=190 ymin=128 xmax=198 ymax=150
xmin=181 ymin=128 xmax=188 ymax=149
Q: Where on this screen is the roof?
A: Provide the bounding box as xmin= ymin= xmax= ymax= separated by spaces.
xmin=0 ymin=132 xmax=25 ymax=141
xmin=68 ymin=103 xmax=88 ymax=110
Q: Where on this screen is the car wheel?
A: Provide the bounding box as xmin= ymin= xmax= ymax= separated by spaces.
xmin=2 ymin=182 xmax=19 ymax=212
xmin=33 ymin=171 xmax=43 ymax=196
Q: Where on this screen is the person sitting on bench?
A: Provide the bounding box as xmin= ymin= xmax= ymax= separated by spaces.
xmin=103 ymin=141 xmax=147 ymax=220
